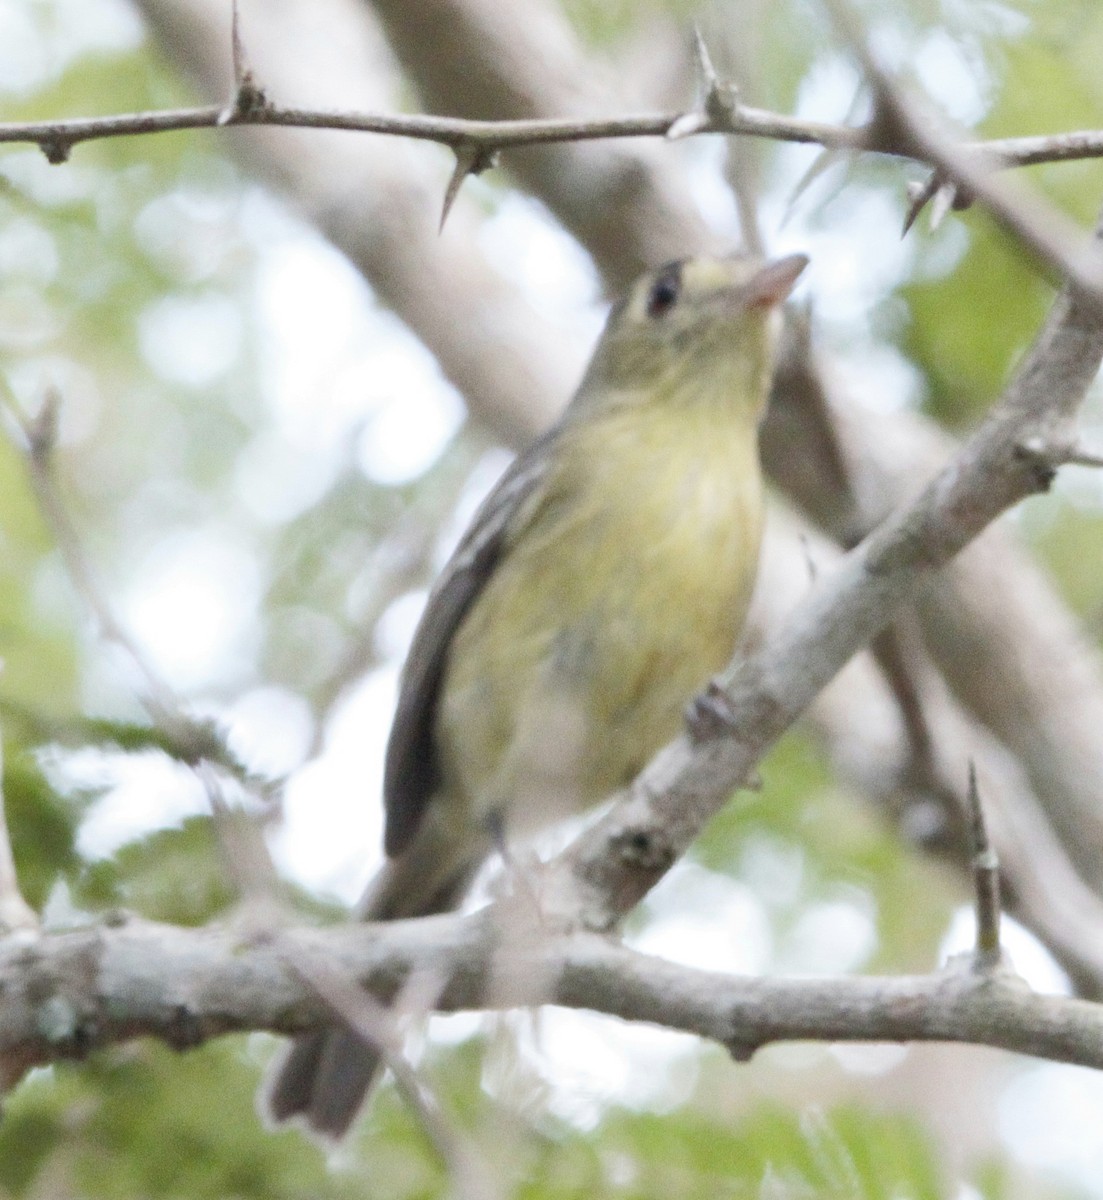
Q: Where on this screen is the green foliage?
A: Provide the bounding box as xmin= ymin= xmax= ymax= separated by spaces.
xmin=894 ymin=0 xmax=1103 ymax=427
xmin=572 ymin=1102 xmax=944 ymax=1200
xmin=76 ymin=814 xmax=235 ymax=925
xmin=983 ymin=1 xmax=1103 ymax=146
xmin=348 ymin=1054 xmax=951 ymax=1200
xmin=0 ymin=1042 xmax=360 ymax=1200
xmin=692 ymin=731 xmax=959 ymax=974
xmin=4 ymin=744 xmax=80 ymax=908
xmin=900 ymin=215 xmax=1051 ymax=426
xmin=1022 ymin=494 xmax=1103 ymax=624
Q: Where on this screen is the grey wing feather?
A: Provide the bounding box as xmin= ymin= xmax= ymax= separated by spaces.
xmin=382 ymin=432 xmax=556 ymax=857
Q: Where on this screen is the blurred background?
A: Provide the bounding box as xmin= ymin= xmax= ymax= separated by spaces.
xmin=2 ymin=0 xmax=1103 ymax=1195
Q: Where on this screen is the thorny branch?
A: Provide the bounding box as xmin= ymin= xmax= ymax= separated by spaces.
xmin=822 ymin=0 xmax=1103 ymax=302
xmin=4 ymin=88 xmax=1103 ymax=187
xmin=9 ymin=8 xmax=1103 ymax=301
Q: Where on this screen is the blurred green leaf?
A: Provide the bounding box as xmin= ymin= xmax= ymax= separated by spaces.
xmin=1021 ymin=495 xmax=1103 ymax=624
xmin=4 ymin=743 xmax=80 ymax=909
xmin=77 ymin=815 xmax=234 ymax=925
xmin=0 ymin=1041 xmax=362 ymax=1200
xmin=900 ymin=215 xmax=1051 ymax=427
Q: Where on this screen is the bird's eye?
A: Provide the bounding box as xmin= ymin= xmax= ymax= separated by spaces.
xmin=646 ymin=267 xmax=681 ymax=318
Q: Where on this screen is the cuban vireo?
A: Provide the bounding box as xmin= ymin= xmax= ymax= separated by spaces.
xmin=268 ymin=251 xmax=808 ymax=1136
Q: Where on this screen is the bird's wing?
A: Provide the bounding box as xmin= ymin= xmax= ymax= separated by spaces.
xmin=382 ymin=429 xmax=557 ymax=857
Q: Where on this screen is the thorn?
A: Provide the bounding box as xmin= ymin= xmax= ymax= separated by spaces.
xmin=781 ymin=147 xmax=841 ymax=228
xmin=1016 ymin=437 xmax=1103 ymax=471
xmin=913 ymin=173 xmax=976 ymax=234
xmin=667 ymin=27 xmax=738 ymax=141
xmin=27 ymin=388 xmax=60 ymax=462
xmin=231 ymin=0 xmax=248 ymax=86
xmin=927 ymin=181 xmax=958 ymax=231
xmin=693 ymin=27 xmax=739 ymax=126
xmin=439 ymin=143 xmax=498 ymax=232
xmin=38 ymin=136 xmax=70 ymax=165
xmin=691 ymin=26 xmax=719 ymax=91
xmin=1063 ymin=442 xmax=1103 ymax=468
xmin=902 ymin=174 xmax=940 ymax=236
xmin=666 ymin=111 xmax=708 ymax=141
xmin=966 ymin=761 xmax=1002 ymax=971
xmin=218 ymin=0 xmax=268 ymax=126
xmin=685 ymin=679 xmax=737 ymax=742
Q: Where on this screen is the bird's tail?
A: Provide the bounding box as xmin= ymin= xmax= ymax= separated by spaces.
xmin=264 ymin=841 xmax=480 ymax=1138
xmin=266 ymin=1026 xmax=383 ymax=1138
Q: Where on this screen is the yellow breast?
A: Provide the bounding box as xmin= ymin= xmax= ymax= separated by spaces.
xmin=436 ymin=399 xmax=763 ymax=835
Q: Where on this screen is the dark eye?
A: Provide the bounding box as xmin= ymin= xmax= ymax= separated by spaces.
xmin=646 ymin=266 xmax=681 ymax=318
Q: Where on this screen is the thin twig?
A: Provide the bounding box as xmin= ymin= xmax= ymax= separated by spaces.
xmin=1062 ymin=444 xmax=1103 ymax=468
xmin=823 ymin=0 xmax=1103 ymax=305
xmin=966 ymin=761 xmax=1002 ymax=970
xmin=1014 ymin=437 xmax=1103 ymax=470
xmin=196 ymin=763 xmax=281 ymax=914
xmin=0 ymin=100 xmax=863 ymax=158
xmin=281 ymin=946 xmax=500 ymax=1200
xmin=17 ymin=396 xmax=188 ymax=733
xmin=2 ymin=92 xmax=1103 ymax=176
xmin=0 ymin=385 xmax=256 ymax=786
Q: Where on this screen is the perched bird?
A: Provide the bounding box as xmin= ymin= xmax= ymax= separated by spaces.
xmin=267 ymin=251 xmax=808 ymax=1136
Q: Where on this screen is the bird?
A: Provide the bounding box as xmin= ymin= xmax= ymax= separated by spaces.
xmin=267 ymin=250 xmax=809 ymax=1136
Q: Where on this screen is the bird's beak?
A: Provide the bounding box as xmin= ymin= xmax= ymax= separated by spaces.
xmin=745 ymin=254 xmax=809 ymax=308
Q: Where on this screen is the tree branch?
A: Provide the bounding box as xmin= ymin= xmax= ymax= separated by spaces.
xmin=8 ymin=89 xmax=1103 ymax=177
xmin=756 ymin=513 xmax=1103 ymax=999
xmin=768 ymin=315 xmax=1103 ymax=915
xmin=824 ymin=0 xmax=1103 ymax=304
xmin=4 ymin=914 xmax=1103 ymax=1082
